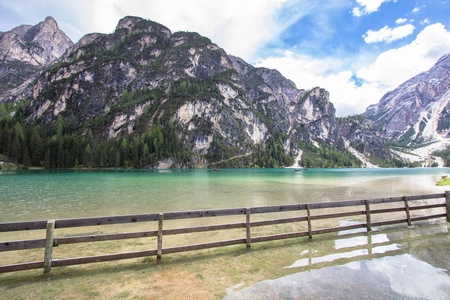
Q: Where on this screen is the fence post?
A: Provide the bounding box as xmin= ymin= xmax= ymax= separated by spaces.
xmin=445 ymin=191 xmax=450 ymax=222
xmin=367 ymin=232 xmax=373 ymax=256
xmin=157 ymin=213 xmax=163 ymax=261
xmin=365 ymin=200 xmax=372 ymax=232
xmin=43 ymin=220 xmax=55 ymax=274
xmin=403 ymin=196 xmax=412 ymax=226
xmin=245 ymin=208 xmax=251 ymax=248
xmin=306 ymin=204 xmax=312 ymax=240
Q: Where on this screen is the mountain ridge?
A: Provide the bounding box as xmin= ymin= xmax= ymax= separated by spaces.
xmin=366 ymin=53 xmax=450 ymax=146
xmin=2 ymin=16 xmax=446 ymax=168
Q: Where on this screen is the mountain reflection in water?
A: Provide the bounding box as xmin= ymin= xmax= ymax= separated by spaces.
xmin=224 ymin=222 xmax=450 ymax=300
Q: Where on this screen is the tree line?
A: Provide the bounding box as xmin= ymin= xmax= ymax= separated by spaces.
xmin=0 ymin=118 xmax=189 ymax=169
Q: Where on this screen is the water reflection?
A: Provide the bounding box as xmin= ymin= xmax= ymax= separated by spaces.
xmin=224 ymin=223 xmax=450 ymax=299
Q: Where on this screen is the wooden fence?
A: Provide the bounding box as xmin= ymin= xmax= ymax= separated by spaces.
xmin=1 ymin=192 xmax=449 ymax=274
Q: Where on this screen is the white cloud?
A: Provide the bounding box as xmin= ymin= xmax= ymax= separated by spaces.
xmin=395 ymin=18 xmax=407 ymax=24
xmin=358 ymin=23 xmax=450 ymax=90
xmin=412 ymin=6 xmax=420 ymax=13
xmin=420 ymin=18 xmax=430 ymax=25
xmin=256 ymin=23 xmax=450 ymax=116
xmin=352 ymin=7 xmax=363 ymax=17
xmin=82 ymin=0 xmax=302 ymax=61
xmin=352 ymin=0 xmax=391 ymax=16
xmin=1 ymin=0 xmax=300 ymax=61
xmin=363 ymin=24 xmax=415 ymax=43
xmin=254 ymin=51 xmax=385 ymax=116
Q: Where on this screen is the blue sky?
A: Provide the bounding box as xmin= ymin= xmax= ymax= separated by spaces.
xmin=1 ymin=0 xmax=450 ymax=116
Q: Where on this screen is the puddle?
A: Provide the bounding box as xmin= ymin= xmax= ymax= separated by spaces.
xmin=334 ymin=234 xmax=389 ymax=250
xmin=224 ymin=222 xmax=450 ymax=299
xmin=225 ymin=254 xmax=450 ymax=300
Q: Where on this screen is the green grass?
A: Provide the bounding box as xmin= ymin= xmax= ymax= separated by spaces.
xmin=436 ymin=177 xmax=450 ymax=186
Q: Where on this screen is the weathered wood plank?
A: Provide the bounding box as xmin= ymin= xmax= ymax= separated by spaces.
xmin=0 ymin=221 xmax=47 ymax=232
xmin=163 ymin=223 xmax=245 ymax=235
xmin=410 ymin=214 xmax=447 ymax=222
xmin=250 ymin=204 xmax=306 ymax=214
xmin=364 ymin=193 xmax=444 ymax=205
xmin=310 ymin=210 xmax=365 ymax=220
xmin=407 ymin=193 xmax=445 ymax=201
xmin=162 ymin=239 xmax=246 ymax=254
xmin=409 ymin=203 xmax=446 ymax=211
xmin=308 ymin=200 xmax=364 ymax=209
xmin=163 ymin=208 xmax=246 ymax=220
xmin=371 ymin=207 xmax=411 ymax=214
xmin=0 ymin=261 xmax=44 ymax=273
xmin=250 ymin=217 xmax=308 ymax=227
xmin=55 ymin=231 xmax=158 ymax=245
xmin=54 ymin=213 xmax=160 ymax=229
xmin=52 ymin=249 xmax=158 ymax=267
xmin=0 ymin=239 xmax=46 ymax=252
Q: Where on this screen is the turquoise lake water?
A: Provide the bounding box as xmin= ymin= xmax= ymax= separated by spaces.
xmin=1 ymin=168 xmax=449 ymax=222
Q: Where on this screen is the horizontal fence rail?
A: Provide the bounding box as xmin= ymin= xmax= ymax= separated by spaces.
xmin=1 ymin=192 xmax=449 ymax=274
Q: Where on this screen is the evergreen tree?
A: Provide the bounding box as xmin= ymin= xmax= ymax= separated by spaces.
xmin=29 ymin=128 xmax=43 ymax=166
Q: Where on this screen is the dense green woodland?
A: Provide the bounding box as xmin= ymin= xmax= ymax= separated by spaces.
xmin=0 ymin=100 xmax=363 ymax=169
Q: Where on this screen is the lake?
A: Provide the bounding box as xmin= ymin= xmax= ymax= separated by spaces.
xmin=1 ymin=168 xmax=449 ymax=222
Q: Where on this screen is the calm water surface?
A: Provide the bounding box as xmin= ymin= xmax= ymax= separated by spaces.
xmin=1 ymin=168 xmax=449 ymax=222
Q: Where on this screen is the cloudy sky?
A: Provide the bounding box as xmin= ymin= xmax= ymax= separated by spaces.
xmin=1 ymin=0 xmax=450 ymax=116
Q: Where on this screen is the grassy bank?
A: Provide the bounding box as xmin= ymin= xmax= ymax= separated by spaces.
xmin=436 ymin=176 xmax=450 ymax=186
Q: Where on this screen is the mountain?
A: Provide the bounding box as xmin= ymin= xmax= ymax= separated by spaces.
xmin=0 ymin=16 xmax=381 ymax=168
xmin=339 ymin=115 xmax=391 ymax=165
xmin=366 ymin=53 xmax=450 ymax=147
xmin=0 ymin=17 xmax=73 ymax=102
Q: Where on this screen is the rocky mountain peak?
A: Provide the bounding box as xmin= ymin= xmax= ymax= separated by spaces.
xmin=366 ymin=52 xmax=450 ymax=146
xmin=115 ymin=16 xmax=171 ymax=37
xmin=116 ymin=16 xmax=146 ymax=31
xmin=0 ymin=16 xmax=73 ymax=67
xmin=23 ymin=16 xmax=73 ymax=64
xmin=0 ymin=17 xmax=74 ymax=102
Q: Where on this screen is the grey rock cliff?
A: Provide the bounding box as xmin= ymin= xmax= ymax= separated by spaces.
xmin=339 ymin=115 xmax=391 ymax=159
